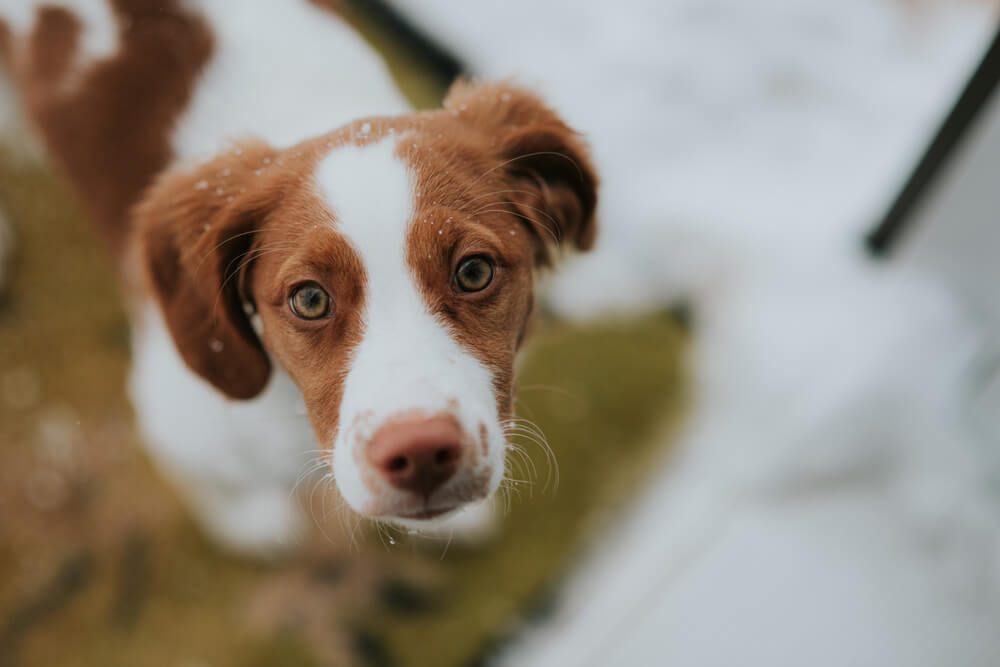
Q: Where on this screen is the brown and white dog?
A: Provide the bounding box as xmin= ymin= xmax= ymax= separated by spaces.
xmin=0 ymin=0 xmax=597 ymax=552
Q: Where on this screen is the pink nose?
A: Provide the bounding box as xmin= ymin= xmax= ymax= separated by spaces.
xmin=367 ymin=415 xmax=464 ymax=497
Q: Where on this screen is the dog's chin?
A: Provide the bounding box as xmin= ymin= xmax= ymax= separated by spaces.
xmin=377 ymin=498 xmax=497 ymax=541
xmin=377 ymin=497 xmax=472 ymax=524
xmin=364 ymin=478 xmax=497 ymax=526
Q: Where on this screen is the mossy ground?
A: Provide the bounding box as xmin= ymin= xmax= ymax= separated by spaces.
xmin=0 ymin=9 xmax=688 ymax=665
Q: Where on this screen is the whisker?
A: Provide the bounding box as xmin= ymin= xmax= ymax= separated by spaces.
xmin=310 ymin=472 xmax=349 ymax=549
xmin=440 ymin=530 xmax=454 ymax=559
xmin=212 ymin=245 xmax=296 ymax=318
xmin=193 ymin=228 xmax=262 ymax=278
xmin=504 ymin=443 xmax=538 ymax=491
xmin=374 ymin=520 xmax=391 ymax=551
xmin=503 ymin=417 xmax=559 ymax=493
xmin=474 ymin=208 xmax=560 ymax=245
xmin=290 ymin=458 xmax=328 ymax=498
xmin=469 ymin=151 xmax=584 ymax=187
xmin=462 ymin=187 xmax=540 ymax=207
xmin=470 ymin=200 xmax=561 ymax=237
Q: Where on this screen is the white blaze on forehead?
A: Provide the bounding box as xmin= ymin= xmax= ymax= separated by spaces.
xmin=314 ymin=138 xmax=503 ymax=513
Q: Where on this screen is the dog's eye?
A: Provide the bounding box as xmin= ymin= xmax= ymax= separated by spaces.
xmin=455 ymin=256 xmax=494 ymax=293
xmin=289 ymin=283 xmax=331 ymax=320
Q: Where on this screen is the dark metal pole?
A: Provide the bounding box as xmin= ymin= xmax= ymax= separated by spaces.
xmin=867 ymin=26 xmax=1000 ymax=257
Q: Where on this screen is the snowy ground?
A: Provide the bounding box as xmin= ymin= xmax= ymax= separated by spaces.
xmin=385 ymin=1 xmax=1000 ymax=665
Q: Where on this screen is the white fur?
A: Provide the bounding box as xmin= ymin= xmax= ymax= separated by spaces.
xmin=316 ymin=138 xmax=505 ymax=517
xmin=129 ymin=306 xmax=315 ymax=554
xmin=0 ymin=0 xmax=494 ymax=553
xmin=174 ymin=0 xmax=410 ymax=157
xmin=127 ymin=0 xmax=414 ymax=551
xmin=0 ymin=72 xmax=44 ymax=164
xmin=396 ymin=498 xmax=499 ymax=541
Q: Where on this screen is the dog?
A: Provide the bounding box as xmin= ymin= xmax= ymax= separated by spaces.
xmin=0 ymin=0 xmax=597 ymax=553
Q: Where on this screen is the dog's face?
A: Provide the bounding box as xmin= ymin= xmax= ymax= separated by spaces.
xmin=133 ymin=82 xmax=597 ymax=521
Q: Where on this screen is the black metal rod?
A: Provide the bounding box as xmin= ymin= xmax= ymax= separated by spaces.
xmin=867 ymin=25 xmax=1000 ymax=257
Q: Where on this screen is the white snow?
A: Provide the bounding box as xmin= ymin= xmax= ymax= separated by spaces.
xmin=384 ymin=0 xmax=1000 ymax=665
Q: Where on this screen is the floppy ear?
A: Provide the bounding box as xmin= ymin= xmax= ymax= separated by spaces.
xmin=131 ymin=142 xmax=281 ymax=400
xmin=444 ymin=80 xmax=599 ymax=265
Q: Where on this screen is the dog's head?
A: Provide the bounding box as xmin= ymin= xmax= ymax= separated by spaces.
xmin=133 ymin=82 xmax=597 ymax=521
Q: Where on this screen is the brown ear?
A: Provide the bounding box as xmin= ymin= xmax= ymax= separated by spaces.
xmin=131 ymin=142 xmax=281 ymax=399
xmin=445 ymin=80 xmax=599 ymax=265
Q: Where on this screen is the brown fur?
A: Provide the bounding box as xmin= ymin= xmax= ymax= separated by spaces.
xmin=134 ymin=81 xmax=597 ymax=451
xmin=401 ymin=81 xmax=597 ymax=419
xmin=133 ymin=141 xmax=284 ymax=399
xmin=0 ymin=1 xmax=597 ymax=447
xmin=1 ymin=0 xmax=213 ymax=256
xmin=0 ymin=1 xmax=597 ymax=523
xmin=133 ymin=130 xmax=372 ymax=431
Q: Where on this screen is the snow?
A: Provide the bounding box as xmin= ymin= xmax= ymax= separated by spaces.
xmin=384 ymin=0 xmax=1000 ymax=665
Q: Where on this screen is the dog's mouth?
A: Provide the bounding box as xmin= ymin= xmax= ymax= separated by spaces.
xmin=361 ymin=464 xmax=496 ymax=522
xmin=375 ymin=490 xmax=487 ymax=521
xmin=392 ymin=505 xmax=457 ymax=520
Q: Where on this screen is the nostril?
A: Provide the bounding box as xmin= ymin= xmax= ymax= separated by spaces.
xmin=367 ymin=415 xmax=466 ymax=495
xmin=387 ymin=455 xmax=409 ymax=472
xmin=434 ymin=446 xmax=458 ymax=466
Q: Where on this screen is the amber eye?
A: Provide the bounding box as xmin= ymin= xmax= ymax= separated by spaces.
xmin=455 ymin=256 xmax=494 ymax=293
xmin=289 ymin=283 xmax=331 ymax=320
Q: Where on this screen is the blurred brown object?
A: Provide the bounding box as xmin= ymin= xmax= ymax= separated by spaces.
xmin=0 ymin=206 xmax=12 ymax=299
